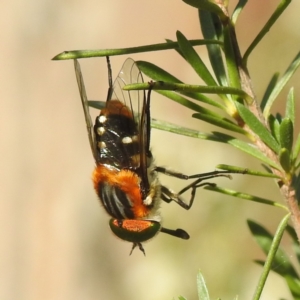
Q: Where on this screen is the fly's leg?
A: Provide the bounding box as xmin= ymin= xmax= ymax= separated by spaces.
xmin=159 ymin=181 xmax=217 ymax=240
xmin=130 ymin=242 xmax=145 ymax=256
xmin=160 ymin=227 xmax=190 ymax=239
xmin=161 ymin=182 xmax=216 ymax=210
xmin=155 ymin=166 xmax=235 ymax=180
xmin=105 ymin=56 xmax=114 ymax=101
xmin=155 ymin=167 xmax=244 ymax=240
xmin=156 ymin=166 xmax=242 ymax=210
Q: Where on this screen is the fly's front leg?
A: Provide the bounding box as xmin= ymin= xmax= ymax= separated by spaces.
xmin=155 ymin=166 xmax=190 ymax=180
xmin=156 ymin=166 xmax=234 ymax=210
xmin=161 ymin=182 xmax=216 ymax=210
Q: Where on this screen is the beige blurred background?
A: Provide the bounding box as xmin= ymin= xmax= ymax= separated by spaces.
xmin=1 ymin=0 xmax=300 ymax=299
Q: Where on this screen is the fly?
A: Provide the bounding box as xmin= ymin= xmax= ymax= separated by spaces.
xmin=74 ymin=57 xmax=234 ymax=255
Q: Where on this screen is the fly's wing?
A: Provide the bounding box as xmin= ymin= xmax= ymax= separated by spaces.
xmin=94 ymin=58 xmax=149 ymax=174
xmin=112 ymin=58 xmax=144 ymax=115
xmin=113 ymin=59 xmax=152 ymax=195
xmin=74 ymin=59 xmax=98 ymax=162
xmin=138 ymin=85 xmax=151 ymax=195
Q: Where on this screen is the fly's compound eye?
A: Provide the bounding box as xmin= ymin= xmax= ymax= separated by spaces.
xmin=109 ymin=219 xmax=161 ymax=243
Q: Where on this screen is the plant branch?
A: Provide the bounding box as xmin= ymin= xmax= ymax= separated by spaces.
xmin=220 ymin=9 xmax=300 ymax=242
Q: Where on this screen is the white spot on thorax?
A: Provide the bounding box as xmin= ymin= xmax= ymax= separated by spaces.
xmin=122 ymin=136 xmax=133 ymax=144
xmin=98 ymin=141 xmax=106 ymax=149
xmin=98 ymin=115 xmax=107 ymax=123
xmin=96 ymin=127 xmax=105 ymax=135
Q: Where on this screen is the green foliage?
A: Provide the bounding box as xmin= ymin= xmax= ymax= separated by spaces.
xmin=196 ymin=271 xmax=210 ymax=300
xmin=248 ymin=215 xmax=293 ymax=300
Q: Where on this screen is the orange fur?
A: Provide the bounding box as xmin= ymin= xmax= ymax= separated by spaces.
xmin=92 ymin=165 xmax=150 ymax=218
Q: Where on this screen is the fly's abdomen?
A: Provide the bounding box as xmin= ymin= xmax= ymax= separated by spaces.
xmin=93 ymin=164 xmax=151 ymax=219
xmin=94 ymin=100 xmax=140 ymax=169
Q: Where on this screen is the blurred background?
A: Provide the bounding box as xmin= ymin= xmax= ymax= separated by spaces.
xmin=1 ymin=0 xmax=300 ymax=299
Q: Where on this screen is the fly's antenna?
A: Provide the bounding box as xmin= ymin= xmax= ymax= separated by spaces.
xmin=106 ymin=56 xmax=113 ymax=102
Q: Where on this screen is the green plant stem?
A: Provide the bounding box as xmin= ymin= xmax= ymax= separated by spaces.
xmin=281 ymin=184 xmax=300 ymax=242
xmin=124 ymin=82 xmax=250 ymax=99
xmin=252 ymin=213 xmax=291 ymax=300
xmin=220 ymin=12 xmax=300 ymax=245
xmin=243 ymin=0 xmax=292 ymax=67
xmin=221 ymin=16 xmax=281 ymax=169
xmin=52 ymin=39 xmax=222 ymax=60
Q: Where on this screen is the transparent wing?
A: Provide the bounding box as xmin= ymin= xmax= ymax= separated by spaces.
xmin=74 ymin=59 xmax=97 ymax=162
xmin=74 ymin=57 xmax=150 ymax=178
xmin=112 ymin=58 xmax=145 ymax=119
xmin=111 ymin=58 xmax=151 ymax=194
